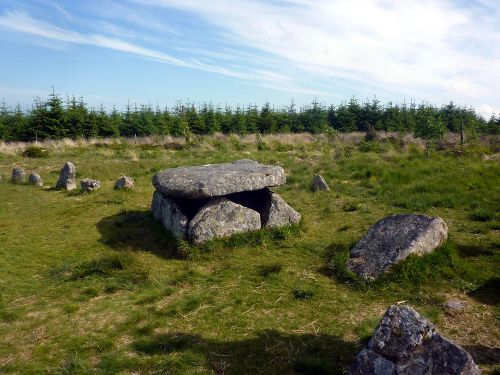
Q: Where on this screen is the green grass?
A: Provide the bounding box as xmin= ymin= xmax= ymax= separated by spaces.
xmin=0 ymin=137 xmax=499 ymax=374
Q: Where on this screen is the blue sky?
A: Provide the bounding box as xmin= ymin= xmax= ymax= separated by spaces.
xmin=0 ymin=0 xmax=499 ymax=117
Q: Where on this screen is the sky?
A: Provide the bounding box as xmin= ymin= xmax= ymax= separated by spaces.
xmin=0 ymin=0 xmax=499 ymax=117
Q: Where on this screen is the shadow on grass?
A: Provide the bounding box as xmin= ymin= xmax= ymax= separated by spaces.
xmin=109 ymin=330 xmax=357 ymax=375
xmin=463 ymin=345 xmax=500 ymax=366
xmin=468 ymin=277 xmax=500 ymax=306
xmin=456 ymin=244 xmax=495 ymax=257
xmin=96 ymin=210 xmax=180 ymax=259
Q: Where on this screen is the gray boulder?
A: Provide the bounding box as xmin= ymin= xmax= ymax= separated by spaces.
xmin=12 ymin=168 xmax=25 ymax=184
xmin=151 ymin=190 xmax=189 ymax=239
xmin=56 ymin=162 xmax=76 ymax=190
xmin=153 ymin=160 xmax=285 ymax=199
xmin=347 ymin=214 xmax=448 ymax=280
xmin=188 ymin=197 xmax=261 ymax=244
xmin=349 ymin=305 xmax=480 ymax=375
xmin=28 ymin=172 xmax=43 ymax=187
xmin=263 ymin=191 xmax=301 ymax=228
xmin=80 ymin=178 xmax=101 ymax=192
xmin=115 ymin=176 xmax=134 ymax=190
xmin=312 ymin=174 xmax=330 ymax=191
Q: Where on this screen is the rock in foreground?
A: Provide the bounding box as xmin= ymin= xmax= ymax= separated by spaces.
xmin=12 ymin=168 xmax=25 ymax=184
xmin=80 ymin=178 xmax=101 ymax=192
xmin=56 ymin=162 xmax=77 ymax=191
xmin=188 ymin=197 xmax=261 ymax=244
xmin=349 ymin=305 xmax=480 ymax=375
xmin=347 ymin=214 xmax=448 ymax=280
xmin=115 ymin=176 xmax=134 ymax=189
xmin=153 ymin=160 xmax=285 ymax=199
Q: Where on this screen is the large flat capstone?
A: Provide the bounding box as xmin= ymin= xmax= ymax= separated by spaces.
xmin=347 ymin=214 xmax=448 ymax=280
xmin=152 ymin=160 xmax=285 ymax=199
xmin=348 ymin=305 xmax=480 ymax=374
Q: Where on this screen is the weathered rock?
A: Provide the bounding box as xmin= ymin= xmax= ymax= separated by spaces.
xmin=188 ymin=197 xmax=261 ymax=244
xmin=312 ymin=174 xmax=330 ymax=191
xmin=349 ymin=305 xmax=480 ymax=375
xmin=153 ymin=160 xmax=285 ymax=199
xmin=55 ymin=162 xmax=76 ymax=190
xmin=347 ymin=214 xmax=448 ymax=280
xmin=12 ymin=168 xmax=25 ymax=184
xmin=80 ymin=178 xmax=101 ymax=192
xmin=444 ymin=300 xmax=466 ymax=315
xmin=263 ymin=191 xmax=301 ymax=228
xmin=28 ymin=172 xmax=43 ymax=187
xmin=151 ymin=190 xmax=189 ymax=239
xmin=115 ymin=176 xmax=134 ymax=190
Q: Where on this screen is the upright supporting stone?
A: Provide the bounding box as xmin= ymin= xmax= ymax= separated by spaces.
xmin=151 ymin=190 xmax=189 ymax=239
xmin=56 ymin=162 xmax=76 ymax=191
xmin=263 ymin=191 xmax=301 ymax=228
xmin=12 ymin=168 xmax=25 ymax=184
xmin=28 ymin=172 xmax=43 ymax=187
xmin=188 ymin=197 xmax=261 ymax=244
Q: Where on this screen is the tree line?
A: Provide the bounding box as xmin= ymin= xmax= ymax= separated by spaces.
xmin=0 ymin=92 xmax=498 ymax=142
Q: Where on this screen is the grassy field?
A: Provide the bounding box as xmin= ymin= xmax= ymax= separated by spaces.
xmin=0 ymin=134 xmax=499 ymax=374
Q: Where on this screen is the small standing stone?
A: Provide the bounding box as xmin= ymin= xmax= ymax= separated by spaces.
xmin=80 ymin=178 xmax=101 ymax=192
xmin=12 ymin=168 xmax=25 ymax=184
xmin=312 ymin=174 xmax=330 ymax=191
xmin=56 ymin=162 xmax=76 ymax=191
xmin=28 ymin=172 xmax=43 ymax=187
xmin=115 ymin=176 xmax=134 ymax=190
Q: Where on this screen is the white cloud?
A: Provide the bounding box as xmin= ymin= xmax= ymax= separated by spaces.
xmin=133 ymin=0 xmax=500 ymax=105
xmin=477 ymin=104 xmax=499 ymax=119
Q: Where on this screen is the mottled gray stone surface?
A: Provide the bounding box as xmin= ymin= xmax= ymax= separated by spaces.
xmin=151 ymin=190 xmax=189 ymax=239
xmin=28 ymin=172 xmax=43 ymax=187
xmin=153 ymin=160 xmax=285 ymax=199
xmin=349 ymin=305 xmax=480 ymax=375
xmin=444 ymin=300 xmax=466 ymax=315
xmin=312 ymin=174 xmax=330 ymax=191
xmin=188 ymin=197 xmax=261 ymax=244
xmin=80 ymin=178 xmax=101 ymax=192
xmin=263 ymin=191 xmax=301 ymax=228
xmin=56 ymin=162 xmax=76 ymax=190
xmin=115 ymin=176 xmax=134 ymax=189
xmin=347 ymin=214 xmax=448 ymax=280
xmin=12 ymin=168 xmax=25 ymax=184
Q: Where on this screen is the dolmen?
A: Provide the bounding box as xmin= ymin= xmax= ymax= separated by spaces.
xmin=151 ymin=160 xmax=301 ymax=244
xmin=349 ymin=305 xmax=480 ymax=374
xmin=347 ymin=214 xmax=448 ymax=280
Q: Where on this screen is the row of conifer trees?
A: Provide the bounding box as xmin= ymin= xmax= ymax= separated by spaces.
xmin=0 ymin=92 xmax=498 ymax=141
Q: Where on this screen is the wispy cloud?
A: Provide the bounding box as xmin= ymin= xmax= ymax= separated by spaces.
xmin=0 ymin=9 xmax=319 ymax=96
xmin=133 ymin=0 xmax=500 ymax=111
xmin=0 ymin=1 xmax=499 ymax=114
